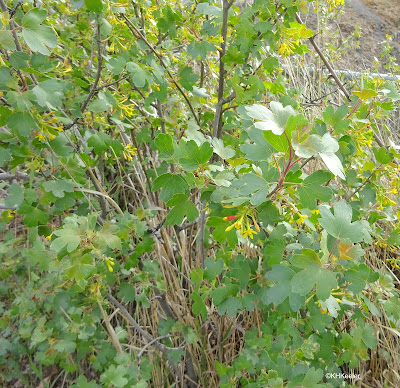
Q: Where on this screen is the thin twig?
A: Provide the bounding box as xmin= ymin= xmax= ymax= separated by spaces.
xmin=346 ymin=171 xmax=376 ymax=200
xmin=80 ymin=17 xmax=103 ymax=114
xmin=296 ymin=13 xmax=350 ymax=101
xmin=137 ymin=335 xmax=174 ymax=360
xmin=198 ymin=205 xmax=207 ymax=269
xmin=0 ymin=172 xmax=29 ymax=181
xmin=160 ymin=255 xmax=194 ymax=286
xmin=299 ymin=156 xmax=314 ymax=170
xmin=296 ymin=12 xmax=388 ymax=149
xmin=212 ymin=0 xmax=235 ymax=139
xmin=107 ymin=293 xmax=182 ymax=378
xmin=120 ymin=14 xmax=200 ymax=126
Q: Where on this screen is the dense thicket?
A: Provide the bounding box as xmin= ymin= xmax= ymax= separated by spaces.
xmin=1 ymin=0 xmax=400 ymax=387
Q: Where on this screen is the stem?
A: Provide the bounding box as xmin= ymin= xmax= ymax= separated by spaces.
xmin=328 ymin=237 xmax=340 ymax=260
xmin=283 ymin=130 xmax=293 ymax=160
xmin=296 ymin=13 xmax=350 ymax=102
xmin=212 ymin=0 xmax=235 ymax=139
xmin=121 ymin=14 xmax=200 ymax=126
xmin=80 ymin=17 xmax=103 ymax=114
xmin=346 ymin=168 xmax=379 ymax=200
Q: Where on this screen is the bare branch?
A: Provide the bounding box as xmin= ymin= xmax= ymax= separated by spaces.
xmin=0 ymin=172 xmax=29 ymax=181
xmin=120 ymin=13 xmax=200 ymax=126
xmin=212 ymin=0 xmax=235 ymax=139
xmin=107 ymin=293 xmax=182 ymax=378
xmin=80 ymin=17 xmax=103 ymax=114
xmin=295 ymin=14 xmax=350 ymax=101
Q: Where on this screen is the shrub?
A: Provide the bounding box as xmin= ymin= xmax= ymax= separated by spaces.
xmin=0 ymin=0 xmax=399 ymax=387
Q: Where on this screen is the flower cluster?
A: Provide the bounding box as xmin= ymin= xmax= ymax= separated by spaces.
xmin=123 ymin=144 xmax=137 ymax=162
xmin=117 ymin=96 xmax=136 ymax=118
xmin=224 ymin=210 xmax=260 ymax=239
xmin=351 ymin=124 xmax=374 ymax=155
xmin=326 ymin=0 xmax=345 ymax=12
xmin=105 ymin=257 xmax=116 ymax=272
xmin=278 ymin=40 xmax=298 ymax=57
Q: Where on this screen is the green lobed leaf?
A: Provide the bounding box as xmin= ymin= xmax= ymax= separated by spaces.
xmin=32 ymin=79 xmax=68 ymax=109
xmin=43 ymin=180 xmax=74 ymax=198
xmin=84 ymin=0 xmax=103 ymax=13
xmin=94 ymin=222 xmax=122 ymax=250
xmin=204 ymin=257 xmax=224 ymax=280
xmin=151 ymin=173 xmax=189 ymax=202
xmin=322 ymin=105 xmax=350 ymax=134
xmin=5 ymin=183 xmax=24 ymax=208
xmin=373 ymin=146 xmax=393 ymax=164
xmin=6 ymin=112 xmax=37 ymax=138
xmin=166 ymin=194 xmax=198 ymax=225
xmin=154 ymin=133 xmax=174 ymax=158
xmin=0 ymin=30 xmax=16 ymax=50
xmin=179 ymin=140 xmax=213 ymax=171
xmin=126 ymin=62 xmax=148 ymax=88
xmin=0 ymin=148 xmax=12 ymax=167
xmin=18 ymin=204 xmax=49 ymax=227
xmin=179 ymin=66 xmax=199 ymax=91
xmin=117 ymin=283 xmax=136 ymax=302
xmin=22 ymin=9 xmax=57 ymax=55
xmin=319 ymin=200 xmax=372 ymax=243
xmin=51 ymin=226 xmax=81 ymax=253
xmin=245 ymin=101 xmax=296 ymax=135
xmin=239 ymin=173 xmax=269 ymax=206
xmin=297 ymin=170 xmax=333 ymax=209
xmin=240 ymin=127 xmax=274 ymax=161
xmin=100 ymin=365 xmax=128 ymax=388
xmin=210 ymin=283 xmax=239 ymax=306
xmin=265 ymin=265 xmax=297 ymax=307
xmin=191 ymin=292 xmax=207 ymax=320
xmin=291 ymin=249 xmax=338 ymax=301
xmin=211 ymin=138 xmax=235 ymax=159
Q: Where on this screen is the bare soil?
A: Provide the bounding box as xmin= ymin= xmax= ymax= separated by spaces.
xmin=305 ymin=0 xmax=400 ymax=72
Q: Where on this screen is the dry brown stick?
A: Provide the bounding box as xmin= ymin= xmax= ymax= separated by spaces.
xmin=296 ymin=13 xmax=350 ymax=101
xmin=97 ymin=300 xmax=124 ymax=355
xmin=296 ymin=13 xmax=387 ymax=149
xmin=107 ymin=293 xmax=183 ymax=380
xmin=120 ymin=14 xmax=200 ymax=126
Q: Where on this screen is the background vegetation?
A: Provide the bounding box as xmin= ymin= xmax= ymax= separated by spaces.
xmin=0 ymin=0 xmax=400 ymax=387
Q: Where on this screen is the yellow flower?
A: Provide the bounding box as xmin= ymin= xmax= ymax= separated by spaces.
xmin=105 ymin=257 xmax=116 ymax=273
xmin=90 ymin=283 xmax=101 ymax=295
xmin=296 ymin=213 xmax=308 ymax=225
xmin=278 ymin=39 xmax=298 ymax=57
xmin=235 ymin=219 xmax=243 ymax=230
xmin=242 ymin=227 xmax=257 ymax=239
xmin=35 ymin=133 xmax=45 ymax=142
xmin=46 ymin=233 xmax=53 ymax=241
xmin=316 ymin=301 xmax=329 ymax=315
xmin=225 ymin=223 xmax=235 ymax=232
xmin=326 ymin=0 xmax=345 ymax=11
xmin=122 ymin=144 xmax=137 ymax=162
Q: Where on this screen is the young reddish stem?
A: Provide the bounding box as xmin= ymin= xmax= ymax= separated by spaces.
xmin=272 ymin=155 xmax=281 ymax=180
xmin=328 ymin=237 xmax=340 ymax=260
